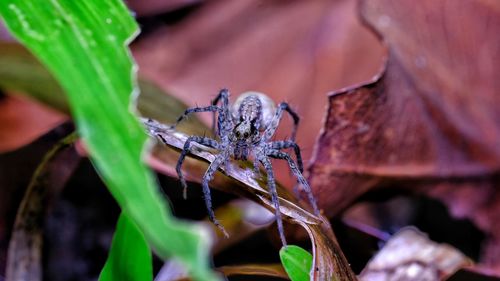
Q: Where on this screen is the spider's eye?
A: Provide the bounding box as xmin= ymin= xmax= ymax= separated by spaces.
xmin=235 ymin=131 xmax=240 ymax=137
xmin=243 ymin=132 xmax=249 ymax=138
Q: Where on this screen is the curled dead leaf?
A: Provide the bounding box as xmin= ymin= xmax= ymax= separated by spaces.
xmin=217 ymin=264 xmax=288 ymax=280
xmin=360 ymin=228 xmax=473 ymax=281
xmin=132 ymin=0 xmax=385 ymax=189
xmin=6 ymin=129 xmax=79 ymax=281
xmin=142 ymin=117 xmax=356 ymax=280
xmin=308 ymin=0 xmax=500 ymax=274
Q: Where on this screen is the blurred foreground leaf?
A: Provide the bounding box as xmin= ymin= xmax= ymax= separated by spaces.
xmin=0 ymin=1 xmax=218 ymax=280
xmin=280 ymin=245 xmax=313 ymax=281
xmin=6 ymin=129 xmax=79 ymax=281
xmin=0 ymin=42 xmax=206 ymax=136
xmin=0 ymin=42 xmax=68 ymax=112
xmin=99 ymin=213 xmax=152 ymax=281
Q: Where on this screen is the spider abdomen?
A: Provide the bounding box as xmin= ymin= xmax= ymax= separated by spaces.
xmin=232 ymin=92 xmax=276 ymax=130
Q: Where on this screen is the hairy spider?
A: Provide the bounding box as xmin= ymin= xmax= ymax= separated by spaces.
xmin=174 ymin=89 xmax=319 ymax=246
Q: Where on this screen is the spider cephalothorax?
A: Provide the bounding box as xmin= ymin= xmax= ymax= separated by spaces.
xmin=231 ymin=93 xmax=267 ymax=160
xmin=174 ymin=89 xmax=319 ymax=245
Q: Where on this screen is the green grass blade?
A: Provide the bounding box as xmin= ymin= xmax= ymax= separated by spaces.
xmin=280 ymin=245 xmax=313 ymax=281
xmin=99 ymin=213 xmax=152 ymax=281
xmin=0 ymin=42 xmax=208 ymax=135
xmin=0 ymin=1 xmax=218 ymax=280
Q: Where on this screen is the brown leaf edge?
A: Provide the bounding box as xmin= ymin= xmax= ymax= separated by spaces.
xmin=163 ymin=264 xmax=288 ymax=281
xmin=308 ymin=53 xmax=388 ymax=216
xmin=142 ymin=118 xmax=357 ymax=281
xmin=5 ymin=129 xmax=80 ymax=281
xmin=217 ymin=264 xmax=288 ymax=279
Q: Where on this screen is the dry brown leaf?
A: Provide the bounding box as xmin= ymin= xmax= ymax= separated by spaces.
xmin=156 ymin=263 xmax=288 ymax=281
xmin=132 ymin=0 xmax=384 ymax=187
xmin=360 ymin=228 xmax=472 ymax=281
xmin=208 ymin=200 xmax=275 ymax=254
xmin=142 ymin=118 xmax=357 ymax=280
xmin=308 ymin=0 xmax=500 ymax=274
xmin=5 ymin=131 xmax=79 ymax=281
xmin=0 ymin=95 xmax=66 ymax=153
xmin=217 ymin=263 xmax=288 ymax=279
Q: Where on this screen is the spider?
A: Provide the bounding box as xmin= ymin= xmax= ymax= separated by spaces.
xmin=173 ymin=88 xmax=319 ymax=246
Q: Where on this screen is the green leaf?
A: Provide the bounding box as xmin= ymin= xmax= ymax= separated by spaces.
xmin=279 ymin=245 xmax=313 ymax=281
xmin=0 ymin=2 xmax=218 ymax=281
xmin=99 ymin=213 xmax=152 ymax=281
xmin=0 ymin=42 xmax=208 ymax=136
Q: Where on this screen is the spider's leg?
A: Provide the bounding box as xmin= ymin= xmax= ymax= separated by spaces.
xmin=270 ymin=140 xmax=304 ymax=173
xmin=281 ymin=103 xmax=300 ymax=142
xmin=173 ymin=105 xmax=221 ymax=128
xmin=253 ymin=158 xmax=261 ymax=177
xmin=263 ymin=102 xmax=300 ymax=142
xmin=211 ymin=88 xmax=230 ymax=108
xmin=269 ymin=140 xmax=304 ymax=197
xmin=202 ymin=152 xmax=229 ymax=237
xmin=258 ymin=155 xmax=287 ymax=246
xmin=210 ymin=88 xmax=230 ymax=136
xmin=176 ymin=136 xmax=220 ymax=199
xmin=267 ymin=150 xmax=320 ymax=216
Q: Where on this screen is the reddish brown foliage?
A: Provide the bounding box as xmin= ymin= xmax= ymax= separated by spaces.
xmin=2 ymin=0 xmax=500 ymax=277
xmin=0 ymin=95 xmax=66 ymax=153
xmin=132 ymin=0 xmax=384 ymax=187
xmin=309 ymin=0 xmax=500 ymax=273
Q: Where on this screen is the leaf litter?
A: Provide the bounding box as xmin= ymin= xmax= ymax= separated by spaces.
xmin=142 ymin=117 xmax=356 ymax=280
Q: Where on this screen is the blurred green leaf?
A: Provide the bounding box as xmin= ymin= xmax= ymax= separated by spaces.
xmin=136 ymin=79 xmax=209 ymax=136
xmin=0 ymin=42 xmax=68 ymax=112
xmin=99 ymin=213 xmax=152 ymax=281
xmin=279 ymin=245 xmax=313 ymax=281
xmin=0 ymin=1 xmax=218 ymax=280
xmin=0 ymin=42 xmax=207 ymax=135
